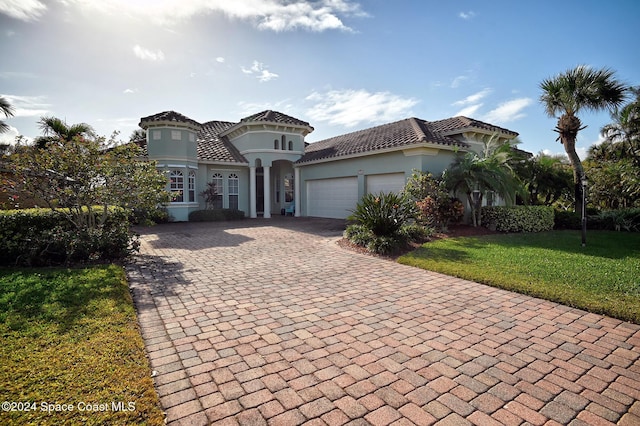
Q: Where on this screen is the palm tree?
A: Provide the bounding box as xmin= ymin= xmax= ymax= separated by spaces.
xmin=34 ymin=115 xmax=95 ymax=148
xmin=0 ymin=96 xmax=15 ymax=134
xmin=539 ymin=65 xmax=627 ymax=213
xmin=601 ymin=86 xmax=640 ymax=166
xmin=524 ymin=153 xmax=573 ymax=206
xmin=444 ymin=140 xmax=523 ymax=227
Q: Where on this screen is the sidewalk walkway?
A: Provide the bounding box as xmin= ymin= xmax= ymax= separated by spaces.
xmin=126 ymin=219 xmax=640 ymax=425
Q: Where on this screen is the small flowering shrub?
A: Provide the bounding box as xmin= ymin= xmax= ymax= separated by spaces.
xmin=415 ymin=196 xmax=464 ymax=231
xmin=404 ymin=170 xmax=464 ymax=231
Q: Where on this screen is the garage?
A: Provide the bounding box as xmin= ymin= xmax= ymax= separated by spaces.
xmin=306 ymin=177 xmax=358 ymax=219
xmin=366 ymin=173 xmax=406 ymax=195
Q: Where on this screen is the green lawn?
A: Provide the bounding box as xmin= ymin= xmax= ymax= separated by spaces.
xmin=399 ymin=230 xmax=640 ymax=323
xmin=0 ymin=265 xmax=164 ymax=425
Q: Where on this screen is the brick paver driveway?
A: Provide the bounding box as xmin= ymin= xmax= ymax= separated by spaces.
xmin=126 ymin=218 xmax=640 ymax=425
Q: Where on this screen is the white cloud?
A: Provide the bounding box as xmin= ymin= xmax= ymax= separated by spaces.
xmin=452 ymin=88 xmax=492 ymax=106
xmin=53 ymin=0 xmax=366 ymax=32
xmin=216 ymin=57 xmax=225 ymax=63
xmin=236 ymin=99 xmax=294 ymax=116
xmin=482 ymin=98 xmax=533 ymax=124
xmin=1 ymin=94 xmax=50 ymax=117
xmin=123 ymin=88 xmax=137 ymax=94
xmin=450 ymin=75 xmax=468 ymax=89
xmin=459 ymin=11 xmax=476 ymax=20
xmin=0 ymin=0 xmax=47 ymax=22
xmin=0 ymin=125 xmax=21 ymax=145
xmin=455 ymin=104 xmax=483 ymax=118
xmin=306 ymin=89 xmax=418 ymax=127
xmin=133 ymin=45 xmax=165 ymax=61
xmin=241 ymin=61 xmax=279 ymax=82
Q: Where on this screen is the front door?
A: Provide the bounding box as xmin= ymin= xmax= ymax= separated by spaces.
xmin=256 ymin=170 xmax=264 ymax=214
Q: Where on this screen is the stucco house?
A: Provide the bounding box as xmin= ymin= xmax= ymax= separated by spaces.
xmin=138 ymin=110 xmax=518 ymax=221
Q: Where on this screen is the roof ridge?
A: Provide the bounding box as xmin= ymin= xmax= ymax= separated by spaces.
xmin=408 ymin=117 xmax=428 ymax=142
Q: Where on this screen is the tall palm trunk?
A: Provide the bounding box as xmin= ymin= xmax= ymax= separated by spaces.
xmin=557 ymin=114 xmax=585 ymax=213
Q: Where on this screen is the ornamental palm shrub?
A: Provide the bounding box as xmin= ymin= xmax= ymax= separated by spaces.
xmin=348 ymin=192 xmax=415 ymax=237
xmin=346 ymin=192 xmax=424 ymax=255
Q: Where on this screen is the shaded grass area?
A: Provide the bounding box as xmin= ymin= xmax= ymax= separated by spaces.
xmin=399 ymin=230 xmax=640 ymax=323
xmin=0 ymin=265 xmax=164 ymax=425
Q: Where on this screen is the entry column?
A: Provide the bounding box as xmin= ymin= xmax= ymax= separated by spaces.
xmin=249 ymin=166 xmax=257 ymax=218
xmin=294 ymin=167 xmax=301 ymax=217
xmin=263 ymin=165 xmax=271 ymax=218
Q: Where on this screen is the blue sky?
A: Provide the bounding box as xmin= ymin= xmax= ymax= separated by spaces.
xmin=1 ymin=0 xmax=639 ymax=159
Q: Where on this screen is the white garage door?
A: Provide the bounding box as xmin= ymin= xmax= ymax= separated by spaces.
xmin=306 ymin=177 xmax=358 ymax=219
xmin=366 ymin=173 xmax=406 ymax=195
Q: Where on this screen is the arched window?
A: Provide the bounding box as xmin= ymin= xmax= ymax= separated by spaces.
xmin=274 ymin=139 xmax=279 ymax=150
xmin=281 ymin=135 xmax=286 ymax=150
xmin=188 ymin=171 xmax=196 ymax=202
xmin=211 ymin=173 xmax=223 ymax=209
xmin=169 ymin=170 xmax=184 ymax=202
xmin=288 ymin=140 xmax=293 ymax=150
xmin=228 ymin=173 xmax=239 ymax=210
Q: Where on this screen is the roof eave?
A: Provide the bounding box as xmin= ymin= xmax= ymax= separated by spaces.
xmin=297 ymin=141 xmax=464 ymax=166
xmin=139 ymin=120 xmax=202 ymax=132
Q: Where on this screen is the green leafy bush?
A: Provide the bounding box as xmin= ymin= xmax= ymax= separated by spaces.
xmin=0 ymin=207 xmax=137 ymax=266
xmin=482 ymin=205 xmax=554 ymax=232
xmin=348 ymin=192 xmax=415 ymax=237
xmin=593 ymin=209 xmax=640 ymax=232
xmin=344 ymin=223 xmax=432 ymax=255
xmin=130 ymin=206 xmax=170 ymax=226
xmin=188 ymin=209 xmax=245 ymax=222
xmin=554 ymin=210 xmax=581 ymax=229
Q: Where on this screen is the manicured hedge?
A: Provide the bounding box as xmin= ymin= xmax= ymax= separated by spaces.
xmin=188 ymin=209 xmax=246 ymax=222
xmin=0 ymin=207 xmax=136 ymax=266
xmin=482 ymin=205 xmax=555 ymax=232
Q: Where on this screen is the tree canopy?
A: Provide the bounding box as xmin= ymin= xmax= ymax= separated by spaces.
xmin=539 ymin=65 xmax=627 ymax=212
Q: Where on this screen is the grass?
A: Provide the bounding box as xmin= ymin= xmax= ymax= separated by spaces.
xmin=399 ymin=230 xmax=640 ymax=323
xmin=0 ymin=265 xmax=164 ymax=425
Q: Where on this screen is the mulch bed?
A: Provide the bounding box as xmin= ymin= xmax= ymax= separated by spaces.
xmin=337 ymin=224 xmax=498 ymax=260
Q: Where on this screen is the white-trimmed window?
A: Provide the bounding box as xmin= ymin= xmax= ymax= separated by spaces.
xmin=281 ymin=135 xmax=286 ymax=150
xmin=211 ymin=173 xmax=223 ymax=209
xmin=189 ymin=132 xmax=195 ymax=142
xmin=228 ymin=173 xmax=239 ymax=210
xmin=169 ymin=170 xmax=184 ymax=202
xmin=188 ymin=171 xmax=196 ymax=202
xmin=288 ymin=140 xmax=293 ymax=150
xmin=152 ymin=130 xmax=161 ymax=140
xmin=171 ymin=130 xmax=181 ymax=140
xmin=274 ymin=139 xmax=279 ymax=150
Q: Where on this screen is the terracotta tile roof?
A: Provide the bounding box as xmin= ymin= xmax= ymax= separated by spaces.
xmin=297 ymin=117 xmax=467 ymax=164
xmin=430 ymin=116 xmax=519 ymax=137
xmin=240 ymin=110 xmax=313 ymax=129
xmin=198 ymin=121 xmax=247 ymax=163
xmin=139 ymin=110 xmax=202 ymax=129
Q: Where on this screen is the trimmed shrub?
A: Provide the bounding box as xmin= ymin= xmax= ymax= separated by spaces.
xmin=188 ymin=209 xmax=246 ymax=222
xmin=554 ymin=210 xmax=581 ymax=229
xmin=0 ymin=207 xmax=137 ymax=266
xmin=482 ymin=205 xmax=554 ymax=232
xmin=131 ymin=206 xmax=170 ymax=226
